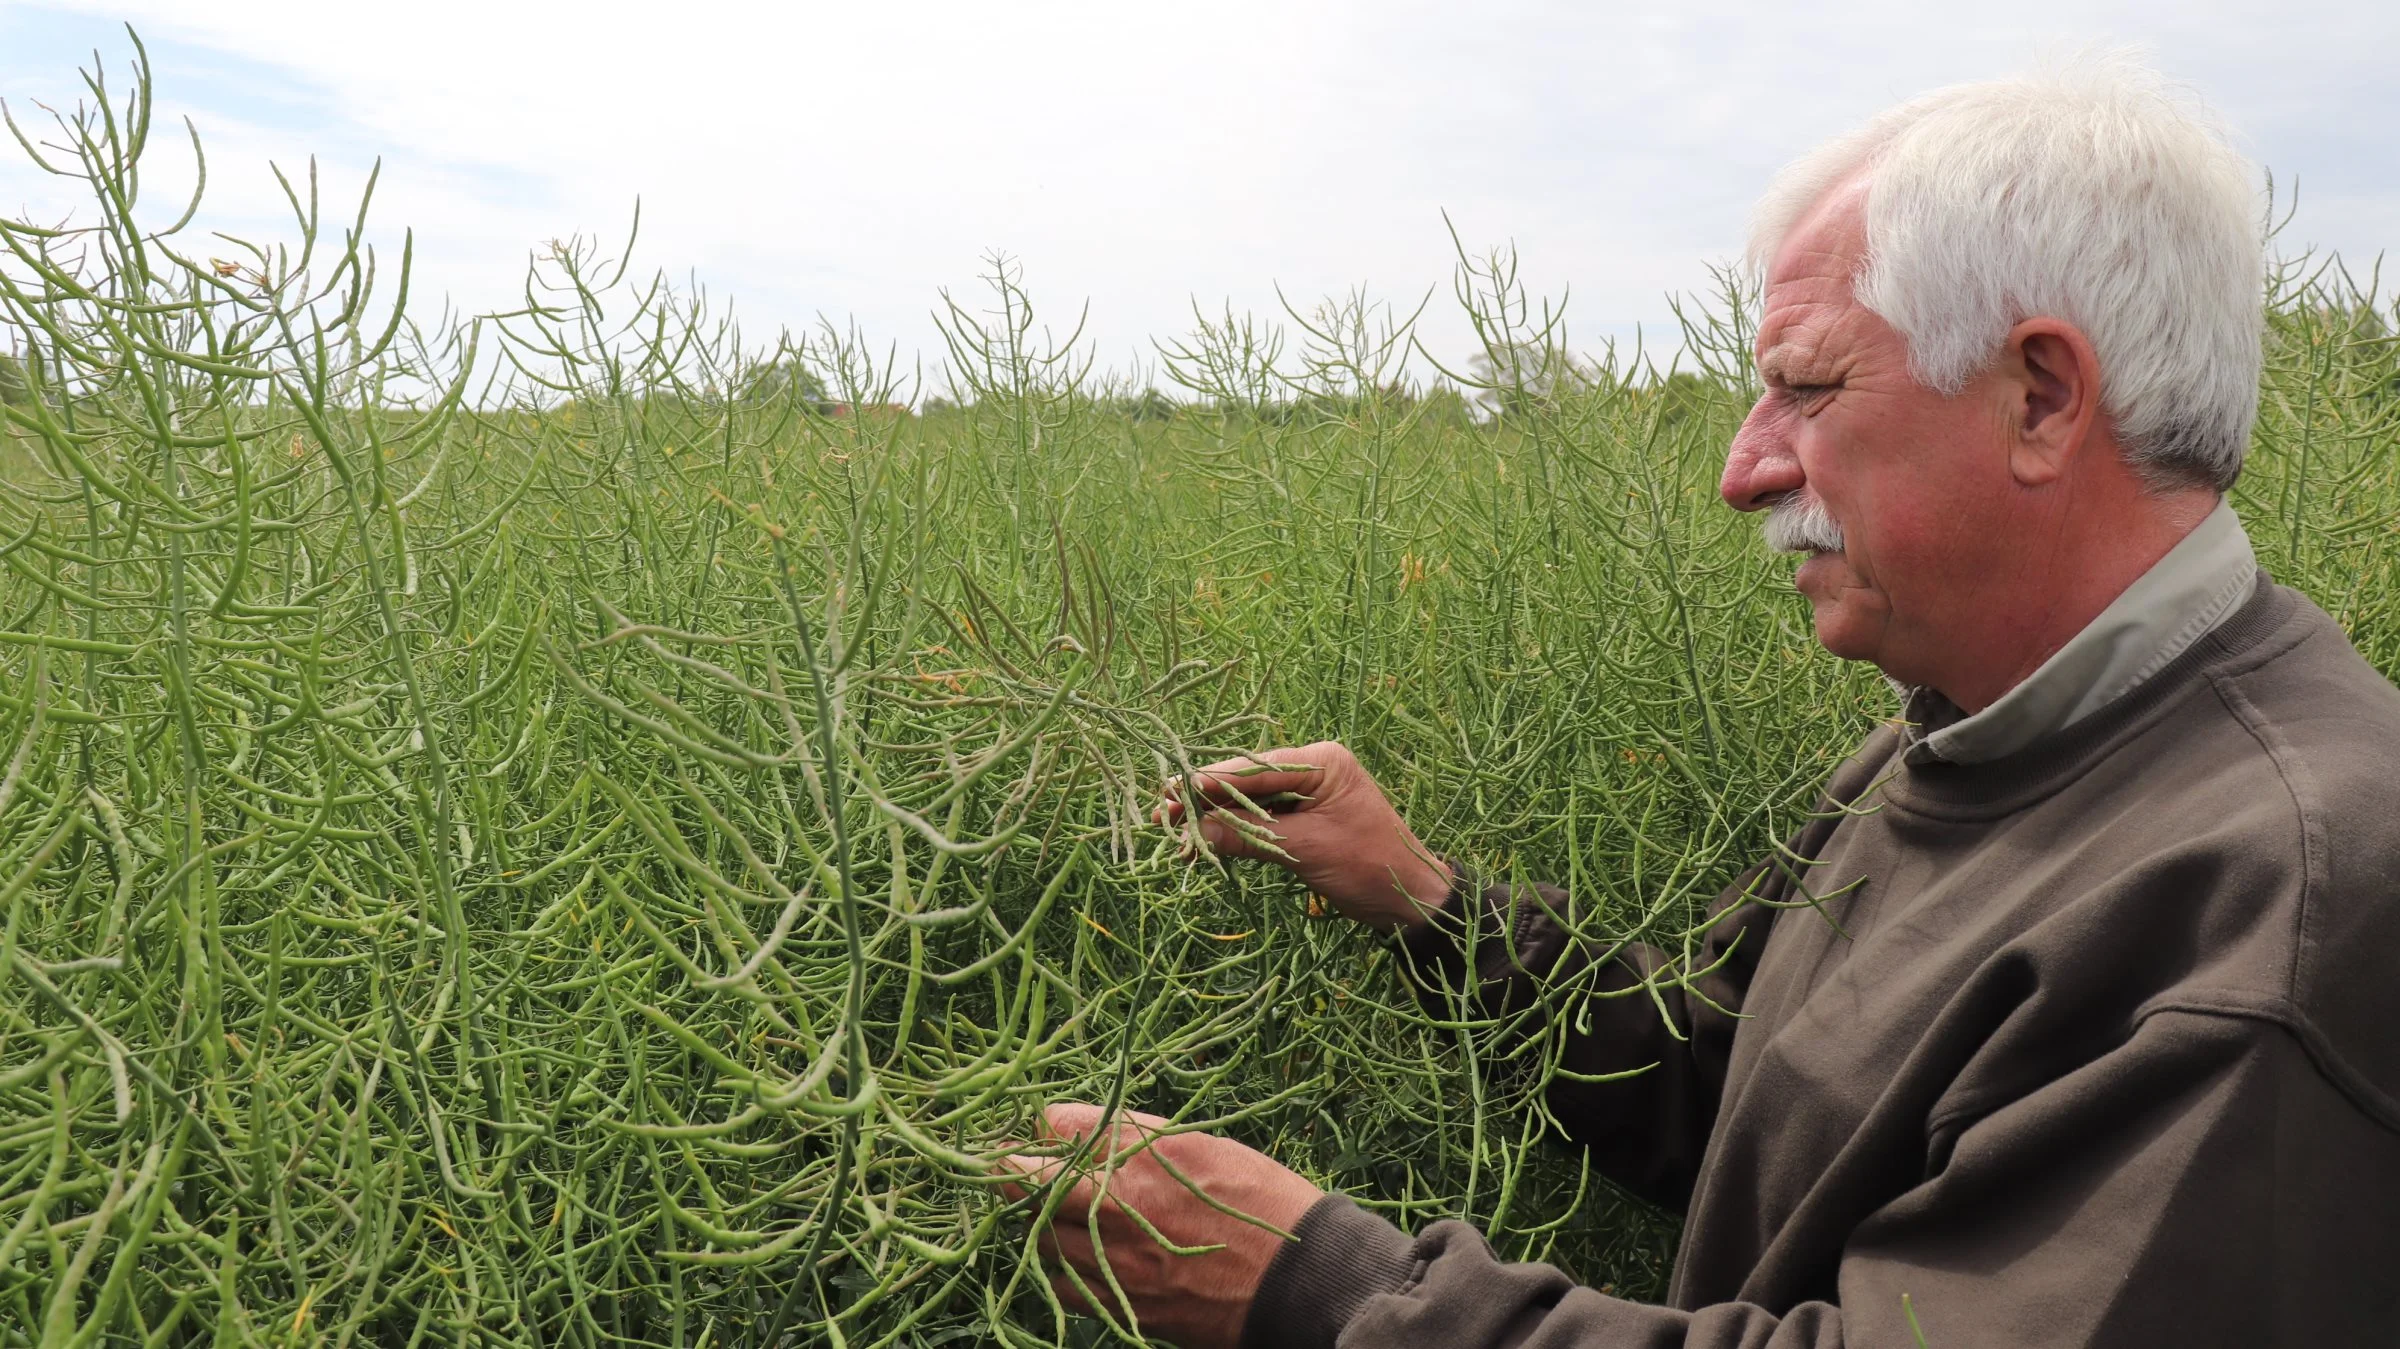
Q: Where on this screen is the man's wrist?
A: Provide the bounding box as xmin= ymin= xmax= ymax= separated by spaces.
xmin=1391 ymin=855 xmax=1499 ymax=994
xmin=1393 ymin=856 xmax=1460 ymax=929
xmin=1419 ymin=854 xmax=1471 ymax=917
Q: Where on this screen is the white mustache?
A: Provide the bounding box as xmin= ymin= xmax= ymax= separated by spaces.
xmin=1762 ymin=492 xmax=1845 ymax=555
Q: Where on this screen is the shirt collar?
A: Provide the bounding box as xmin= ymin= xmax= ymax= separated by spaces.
xmin=1905 ymin=500 xmax=2259 ymax=766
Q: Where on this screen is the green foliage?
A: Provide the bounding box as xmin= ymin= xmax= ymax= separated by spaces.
xmin=0 ymin=351 xmax=28 ymax=406
xmin=1 ymin=44 xmax=2396 ymax=1349
xmin=1652 ymin=371 xmax=1716 ymax=426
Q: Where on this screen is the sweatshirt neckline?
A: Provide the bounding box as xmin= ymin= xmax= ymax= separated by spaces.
xmin=1879 ymin=578 xmax=2302 ymax=819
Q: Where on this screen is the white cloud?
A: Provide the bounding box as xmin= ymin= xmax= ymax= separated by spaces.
xmin=3 ymin=0 xmax=2393 ymax=389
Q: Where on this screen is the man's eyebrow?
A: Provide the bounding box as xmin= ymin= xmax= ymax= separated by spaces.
xmin=1754 ymin=334 xmax=1829 ymax=385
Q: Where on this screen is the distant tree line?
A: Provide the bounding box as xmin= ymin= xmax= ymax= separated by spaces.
xmin=920 ymin=375 xmax=1731 ymax=429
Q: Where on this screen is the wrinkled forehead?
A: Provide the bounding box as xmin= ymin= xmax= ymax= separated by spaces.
xmin=1753 ymin=179 xmax=1872 ymax=366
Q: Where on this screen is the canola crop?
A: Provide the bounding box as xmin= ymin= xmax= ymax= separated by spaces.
xmin=2 ymin=45 xmax=2396 ymax=1349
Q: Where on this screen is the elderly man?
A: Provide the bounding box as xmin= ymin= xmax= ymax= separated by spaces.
xmin=1007 ymin=60 xmax=2400 ymax=1347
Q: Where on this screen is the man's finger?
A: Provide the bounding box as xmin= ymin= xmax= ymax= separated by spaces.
xmin=1038 ymin=1101 xmax=1171 ymax=1146
xmin=992 ymin=1144 xmax=1111 ymax=1225
xmin=1159 ymin=752 xmax=1327 ymax=818
xmin=991 ymin=1148 xmax=1064 ymax=1205
xmin=1012 ymin=1105 xmax=1179 ymax=1204
xmin=1195 ymin=810 xmax=1285 ymax=861
xmin=1035 ymin=1101 xmax=1107 ymax=1144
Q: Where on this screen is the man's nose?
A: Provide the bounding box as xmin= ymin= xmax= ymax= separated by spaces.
xmin=1720 ymin=398 xmax=1806 ymax=511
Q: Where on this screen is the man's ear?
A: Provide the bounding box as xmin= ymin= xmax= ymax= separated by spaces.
xmin=2003 ymin=318 xmax=2103 ymax=488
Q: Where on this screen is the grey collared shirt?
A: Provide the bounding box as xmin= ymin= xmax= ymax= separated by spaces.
xmin=1908 ymin=501 xmax=2259 ymax=765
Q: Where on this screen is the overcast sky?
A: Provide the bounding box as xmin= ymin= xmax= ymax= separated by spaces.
xmin=1 ymin=1 xmax=2394 ymax=395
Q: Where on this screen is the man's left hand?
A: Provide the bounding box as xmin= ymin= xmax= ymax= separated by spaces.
xmin=997 ymin=1103 xmax=1325 ymax=1349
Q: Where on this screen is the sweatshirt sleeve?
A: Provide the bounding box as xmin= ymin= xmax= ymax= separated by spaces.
xmin=1396 ymin=859 xmax=1776 ymax=1210
xmin=1240 ymin=1012 xmax=2400 ymax=1349
xmin=1392 ymin=742 xmax=1889 ymax=1210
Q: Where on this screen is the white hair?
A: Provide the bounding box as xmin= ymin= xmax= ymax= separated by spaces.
xmin=1748 ymin=52 xmax=2264 ymax=491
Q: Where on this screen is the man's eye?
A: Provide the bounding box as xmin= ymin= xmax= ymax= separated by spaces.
xmin=1783 ymin=383 xmax=1836 ymax=405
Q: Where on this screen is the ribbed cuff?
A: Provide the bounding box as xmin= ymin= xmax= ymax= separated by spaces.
xmin=1238 ymin=1194 xmax=1420 ymax=1349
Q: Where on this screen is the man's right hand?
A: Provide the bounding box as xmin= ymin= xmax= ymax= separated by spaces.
xmin=1157 ymin=741 xmax=1453 ymax=932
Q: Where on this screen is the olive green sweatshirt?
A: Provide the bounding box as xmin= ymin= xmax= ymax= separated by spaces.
xmin=1241 ymin=578 xmax=2400 ymax=1347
